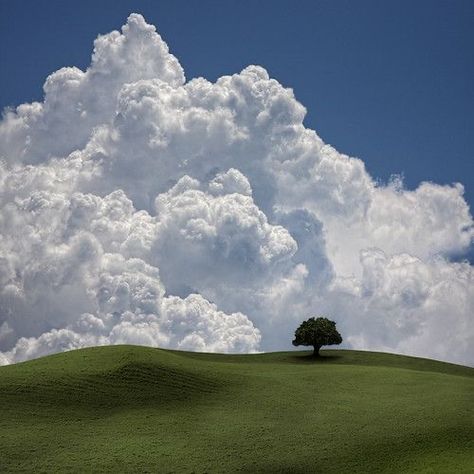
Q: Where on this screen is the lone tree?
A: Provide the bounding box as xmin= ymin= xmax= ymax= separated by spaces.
xmin=292 ymin=317 xmax=342 ymax=357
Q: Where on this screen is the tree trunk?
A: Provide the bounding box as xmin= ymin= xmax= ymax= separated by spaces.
xmin=313 ymin=345 xmax=321 ymax=357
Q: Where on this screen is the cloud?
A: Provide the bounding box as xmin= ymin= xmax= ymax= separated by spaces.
xmin=0 ymin=14 xmax=184 ymax=167
xmin=0 ymin=177 xmax=262 ymax=364
xmin=153 ymin=173 xmax=297 ymax=295
xmin=0 ymin=14 xmax=472 ymax=365
xmin=329 ymin=250 xmax=474 ymax=364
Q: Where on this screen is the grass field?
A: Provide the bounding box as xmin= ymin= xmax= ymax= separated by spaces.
xmin=0 ymin=345 xmax=472 ymax=473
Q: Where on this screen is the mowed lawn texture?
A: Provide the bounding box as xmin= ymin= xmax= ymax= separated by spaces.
xmin=0 ymin=346 xmax=472 ymax=473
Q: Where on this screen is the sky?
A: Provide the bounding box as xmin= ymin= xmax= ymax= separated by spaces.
xmin=1 ymin=0 xmax=473 ymax=208
xmin=0 ymin=1 xmax=472 ymax=366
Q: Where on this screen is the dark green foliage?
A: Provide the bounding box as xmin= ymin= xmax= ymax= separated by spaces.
xmin=293 ymin=316 xmax=343 ymax=356
xmin=0 ymin=346 xmax=472 ymax=473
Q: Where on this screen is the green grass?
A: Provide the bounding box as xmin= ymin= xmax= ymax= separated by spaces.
xmin=0 ymin=346 xmax=472 ymax=473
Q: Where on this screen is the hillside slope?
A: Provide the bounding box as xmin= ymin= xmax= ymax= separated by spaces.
xmin=0 ymin=346 xmax=472 ymax=473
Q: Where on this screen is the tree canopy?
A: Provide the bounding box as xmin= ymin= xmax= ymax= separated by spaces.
xmin=292 ymin=317 xmax=342 ymax=357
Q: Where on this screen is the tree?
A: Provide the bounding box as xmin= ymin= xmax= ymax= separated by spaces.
xmin=292 ymin=317 xmax=342 ymax=357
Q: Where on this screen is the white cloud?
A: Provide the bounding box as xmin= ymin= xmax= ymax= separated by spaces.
xmin=153 ymin=174 xmax=297 ymax=295
xmin=329 ymin=250 xmax=474 ymax=364
xmin=0 ymin=179 xmax=261 ymax=364
xmin=0 ymin=14 xmax=472 ymax=365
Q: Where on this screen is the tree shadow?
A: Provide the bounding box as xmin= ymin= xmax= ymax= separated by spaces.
xmin=240 ymin=464 xmax=322 ymax=473
xmin=288 ymin=352 xmax=343 ymax=364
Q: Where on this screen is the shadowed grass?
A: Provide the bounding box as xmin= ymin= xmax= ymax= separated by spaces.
xmin=0 ymin=345 xmax=472 ymax=473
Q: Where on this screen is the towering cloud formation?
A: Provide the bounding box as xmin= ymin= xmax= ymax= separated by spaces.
xmin=0 ymin=14 xmax=472 ymax=365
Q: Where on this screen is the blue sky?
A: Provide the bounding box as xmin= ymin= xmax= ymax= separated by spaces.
xmin=1 ymin=0 xmax=473 ymax=211
xmin=0 ymin=3 xmax=473 ymax=365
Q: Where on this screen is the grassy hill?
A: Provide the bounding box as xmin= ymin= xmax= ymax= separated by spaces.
xmin=0 ymin=346 xmax=472 ymax=473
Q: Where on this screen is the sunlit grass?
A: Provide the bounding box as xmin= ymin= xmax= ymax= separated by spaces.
xmin=0 ymin=345 xmax=472 ymax=473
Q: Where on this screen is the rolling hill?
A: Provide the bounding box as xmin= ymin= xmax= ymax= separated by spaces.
xmin=0 ymin=345 xmax=472 ymax=473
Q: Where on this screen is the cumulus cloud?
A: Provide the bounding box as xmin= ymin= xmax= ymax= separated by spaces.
xmin=0 ymin=14 xmax=472 ymax=365
xmin=329 ymin=251 xmax=474 ymax=364
xmin=153 ymin=173 xmax=297 ymax=296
